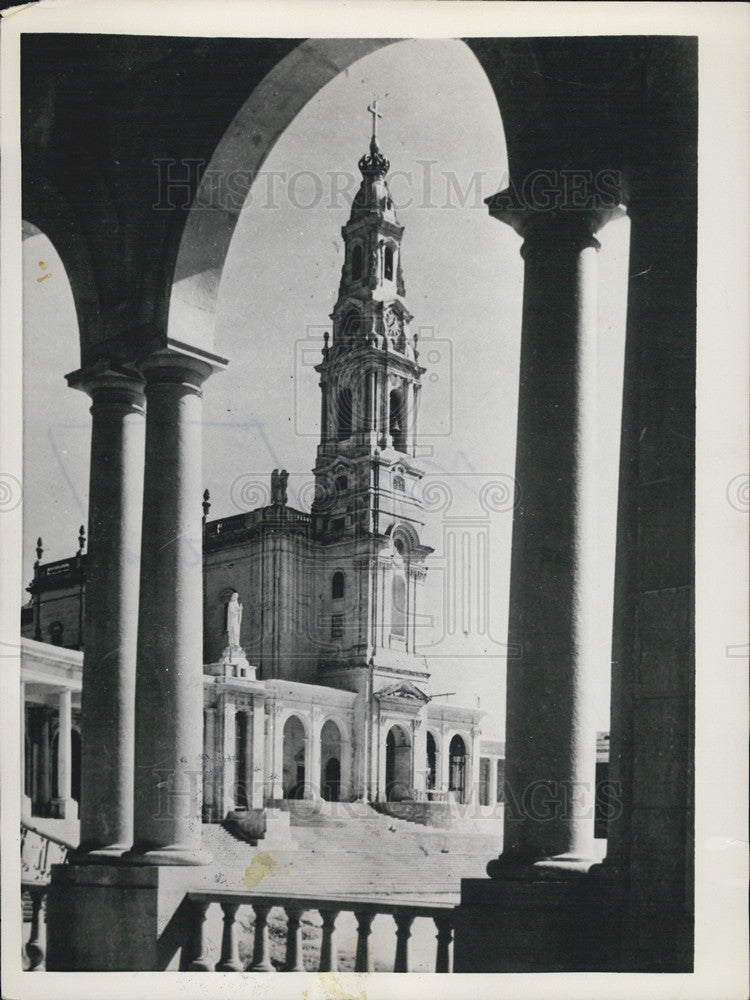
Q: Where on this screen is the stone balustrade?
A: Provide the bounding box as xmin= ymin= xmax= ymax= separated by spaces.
xmin=22 ymin=884 xmax=48 ymax=971
xmin=185 ymin=890 xmax=455 ymax=973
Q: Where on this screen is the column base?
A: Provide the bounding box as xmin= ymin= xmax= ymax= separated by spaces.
xmin=486 ymin=852 xmax=597 ymax=881
xmin=69 ymin=843 xmax=132 ymax=864
xmin=123 ymin=844 xmax=212 ymax=866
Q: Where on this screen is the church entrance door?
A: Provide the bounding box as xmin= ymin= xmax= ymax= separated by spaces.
xmin=385 ymin=724 xmax=412 ymax=801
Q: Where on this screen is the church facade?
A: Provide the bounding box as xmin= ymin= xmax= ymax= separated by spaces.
xmin=21 ymin=125 xmax=502 ymax=825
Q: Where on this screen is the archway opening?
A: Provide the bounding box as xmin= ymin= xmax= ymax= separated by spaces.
xmin=235 ymin=711 xmax=249 ymax=809
xmin=337 ymin=387 xmax=353 ymax=441
xmin=389 ymin=388 xmax=406 ymax=451
xmin=320 ymin=719 xmax=343 ymax=801
xmin=426 ymin=730 xmax=437 ymax=792
xmin=282 ymin=715 xmax=306 ymax=799
xmin=449 ymin=733 xmax=467 ymax=804
xmin=385 ymin=724 xmax=412 ymax=802
xmin=71 ymin=728 xmax=81 ymax=803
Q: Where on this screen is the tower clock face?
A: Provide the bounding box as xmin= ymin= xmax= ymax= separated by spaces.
xmin=385 ymin=308 xmax=399 ymax=334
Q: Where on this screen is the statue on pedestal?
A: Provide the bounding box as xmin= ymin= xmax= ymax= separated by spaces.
xmin=271 ymin=468 xmax=288 ymax=506
xmin=217 ymin=590 xmax=255 ymax=679
xmin=226 ymin=591 xmax=243 ymax=648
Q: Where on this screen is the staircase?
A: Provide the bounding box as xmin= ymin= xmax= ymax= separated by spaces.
xmin=199 ymin=800 xmax=501 ymax=903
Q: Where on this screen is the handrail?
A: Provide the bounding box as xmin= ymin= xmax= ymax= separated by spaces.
xmin=21 ymin=820 xmax=77 ymax=852
xmin=185 ymin=888 xmax=455 ymax=973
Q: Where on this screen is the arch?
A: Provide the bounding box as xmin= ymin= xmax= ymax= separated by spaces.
xmin=383 ymin=243 xmax=394 ymax=281
xmin=351 ymin=243 xmax=363 ymax=281
xmin=168 ymin=39 xmax=511 ymax=352
xmin=385 ymin=723 xmax=412 ymax=802
xmin=331 ymin=570 xmax=345 ymax=601
xmin=337 ymin=387 xmax=353 ymax=441
xmin=169 ymin=40 xmax=405 ymax=346
xmin=22 ymin=185 xmax=97 ymax=363
xmin=449 ymin=733 xmax=467 ymax=804
xmin=389 ymin=388 xmax=406 ymax=451
xmin=320 ymin=718 xmax=343 ymax=802
xmin=391 ymin=574 xmax=406 ymax=638
xmin=340 ymin=306 xmax=362 ymax=343
xmin=282 ymin=714 xmax=307 ymax=799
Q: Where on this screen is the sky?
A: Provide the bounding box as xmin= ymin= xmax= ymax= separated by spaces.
xmin=22 ymin=39 xmax=630 ymax=740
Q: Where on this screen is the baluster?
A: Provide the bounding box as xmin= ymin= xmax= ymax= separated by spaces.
xmin=318 ymin=909 xmax=340 ymax=972
xmin=187 ymin=900 xmax=214 ymax=971
xmin=216 ymin=902 xmax=242 ymax=972
xmin=284 ymin=906 xmax=305 ymax=971
xmin=434 ymin=914 xmax=453 ymax=973
xmin=25 ymin=888 xmax=46 ymax=971
xmin=249 ymin=904 xmax=275 ymax=971
xmin=354 ymin=911 xmax=374 ymax=973
xmin=393 ymin=910 xmax=415 ymax=972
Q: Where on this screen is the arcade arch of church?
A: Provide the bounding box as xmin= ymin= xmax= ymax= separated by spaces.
xmin=19 ymin=34 xmax=696 ymax=974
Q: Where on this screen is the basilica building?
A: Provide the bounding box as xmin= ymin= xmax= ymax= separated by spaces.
xmin=21 ymin=124 xmax=503 ymax=829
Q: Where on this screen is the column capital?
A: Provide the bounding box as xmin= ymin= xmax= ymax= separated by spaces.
xmin=486 ymin=189 xmax=626 ymax=252
xmin=66 ymin=364 xmax=145 ymax=411
xmin=137 ymin=344 xmax=228 ymax=392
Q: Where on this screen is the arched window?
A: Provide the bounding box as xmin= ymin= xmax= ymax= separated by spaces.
xmin=335 ymin=474 xmax=348 ymax=494
xmin=384 ymin=244 xmax=394 ymax=281
xmin=392 ymin=574 xmax=406 ymax=637
xmin=341 ymin=308 xmax=361 ymax=343
xmin=389 ymin=389 xmax=406 ymax=451
xmin=351 ymin=244 xmax=363 ymax=281
xmin=331 ymin=571 xmax=345 ymax=601
xmin=337 ymin=387 xmax=352 ymax=440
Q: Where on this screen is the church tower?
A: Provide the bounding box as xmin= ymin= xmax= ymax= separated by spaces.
xmin=312 ymin=103 xmax=433 ymax=700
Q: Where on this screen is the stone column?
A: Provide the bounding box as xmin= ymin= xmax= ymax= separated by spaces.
xmin=488 ymin=756 xmax=498 ymax=812
xmin=251 ymin=698 xmax=265 ymax=808
xmin=487 ymin=207 xmax=623 ymax=877
xmin=55 ymin=688 xmax=77 ymax=818
xmin=40 ymin=709 xmax=52 ymax=813
xmin=368 ymin=368 xmax=378 ymax=434
xmin=66 ymin=367 xmax=145 ymax=854
xmin=202 ymin=706 xmax=216 ymax=822
xmin=21 ymin=681 xmax=31 ymax=817
xmin=412 ymin=718 xmax=427 ymax=797
xmin=439 ymin=727 xmax=450 ymax=796
xmin=308 ymin=712 xmax=322 ymax=800
xmin=130 ymin=349 xmax=225 ymax=864
xmin=220 ymin=699 xmax=237 ymax=815
xmin=320 ymin=380 xmax=328 ymax=444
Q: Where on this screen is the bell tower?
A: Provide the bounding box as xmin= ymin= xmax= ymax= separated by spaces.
xmin=313 ymin=100 xmax=426 ymax=540
xmin=312 ymin=102 xmax=432 ymax=694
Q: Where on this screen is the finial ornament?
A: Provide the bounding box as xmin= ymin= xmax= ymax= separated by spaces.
xmin=368 ymin=97 xmax=383 ymax=144
xmin=202 ymin=489 xmax=211 ymax=520
xmin=77 ymin=524 xmax=86 ymax=555
xmin=359 ymin=98 xmax=389 ymax=178
xmin=35 ymin=537 xmax=43 ymax=565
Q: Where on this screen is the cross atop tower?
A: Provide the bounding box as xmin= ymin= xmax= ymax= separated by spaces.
xmin=367 ymin=98 xmax=382 ymax=142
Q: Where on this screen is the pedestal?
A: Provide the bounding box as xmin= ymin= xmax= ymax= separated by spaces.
xmin=46 ymin=863 xmax=217 ymax=971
